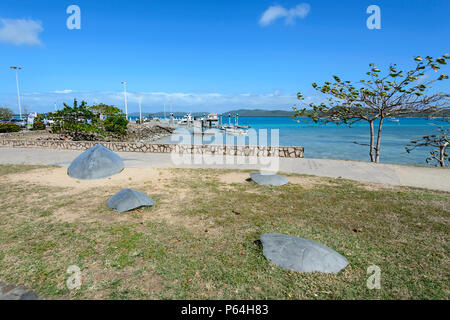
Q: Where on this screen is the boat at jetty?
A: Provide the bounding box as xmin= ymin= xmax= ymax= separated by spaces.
xmin=224 ymin=127 xmax=248 ymax=135
xmin=218 ymin=113 xmax=249 ymax=135
xmin=174 ymin=112 xmax=249 ymax=135
xmin=177 ymin=113 xmax=194 ymax=126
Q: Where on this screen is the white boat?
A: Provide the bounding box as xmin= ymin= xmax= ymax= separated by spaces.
xmin=206 ymin=113 xmax=218 ymax=121
xmin=178 ymin=113 xmax=193 ymax=125
xmin=225 ymin=127 xmax=248 ymax=135
xmin=388 ymin=117 xmax=400 ymax=123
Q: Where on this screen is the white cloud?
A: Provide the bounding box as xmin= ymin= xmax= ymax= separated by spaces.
xmin=0 ymin=18 xmax=43 ymax=46
xmin=259 ymin=5 xmax=288 ymax=26
xmin=4 ymin=90 xmax=300 ymax=113
xmin=259 ymin=3 xmax=310 ymax=26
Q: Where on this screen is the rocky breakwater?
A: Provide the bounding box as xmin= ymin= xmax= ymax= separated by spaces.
xmin=23 ymin=123 xmax=175 ymax=143
xmin=125 ymin=123 xmax=174 ymax=142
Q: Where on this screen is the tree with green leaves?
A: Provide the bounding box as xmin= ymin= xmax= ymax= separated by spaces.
xmin=0 ymin=107 xmax=13 ymax=119
xmin=293 ymin=55 xmax=449 ymax=163
xmin=90 ymin=103 xmax=128 ymax=136
xmin=50 ymin=99 xmax=101 ymax=139
xmin=406 ymin=119 xmax=449 ymax=167
xmin=49 ymin=99 xmax=128 ymax=140
xmin=90 ymin=103 xmax=124 ymax=118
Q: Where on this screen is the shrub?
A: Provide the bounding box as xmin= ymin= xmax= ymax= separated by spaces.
xmin=104 ymin=116 xmax=129 ymax=136
xmin=0 ymin=107 xmax=13 ymax=119
xmin=0 ymin=123 xmax=21 ymax=133
xmin=32 ymin=120 xmax=46 ymax=131
xmin=49 ymin=99 xmax=102 ymax=140
xmin=48 ymin=100 xmax=129 ymax=140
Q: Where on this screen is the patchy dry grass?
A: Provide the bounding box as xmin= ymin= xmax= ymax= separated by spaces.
xmin=0 ymin=165 xmax=448 ymax=300
xmin=0 ymin=164 xmax=50 ymax=177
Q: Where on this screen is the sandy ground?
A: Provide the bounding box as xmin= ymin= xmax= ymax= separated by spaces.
xmin=1 ymin=166 xmax=342 ymax=229
xmin=7 ymin=166 xmax=171 ymax=191
xmin=217 ymin=171 xmax=340 ymax=189
xmin=1 ymin=166 xmax=185 ymax=226
xmin=1 ymin=147 xmax=449 ymax=191
xmin=6 ymin=166 xmax=338 ymax=192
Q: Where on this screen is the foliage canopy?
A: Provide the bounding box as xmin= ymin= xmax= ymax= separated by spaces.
xmin=294 ymin=55 xmax=449 ymax=163
xmin=49 ymin=99 xmax=128 ymax=140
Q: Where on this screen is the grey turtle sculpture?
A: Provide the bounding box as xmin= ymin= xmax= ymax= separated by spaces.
xmin=67 ymin=144 xmax=124 ymax=180
xmin=107 ymin=189 xmax=155 ymax=213
xmin=260 ymin=233 xmax=348 ymax=273
xmin=250 ymin=172 xmax=289 ymax=186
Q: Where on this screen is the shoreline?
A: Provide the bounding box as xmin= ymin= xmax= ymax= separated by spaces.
xmin=2 ymin=117 xmax=448 ymax=167
xmin=1 ymin=135 xmax=447 ymax=169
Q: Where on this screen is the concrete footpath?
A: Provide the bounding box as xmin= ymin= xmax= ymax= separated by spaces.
xmin=0 ymin=147 xmax=449 ymax=192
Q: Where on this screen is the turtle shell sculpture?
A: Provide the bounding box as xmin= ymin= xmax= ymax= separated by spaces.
xmin=107 ymin=189 xmax=155 ymax=213
xmin=67 ymin=144 xmax=124 ymax=180
xmin=260 ymin=233 xmax=348 ymax=273
xmin=249 ymin=172 xmax=289 ymax=186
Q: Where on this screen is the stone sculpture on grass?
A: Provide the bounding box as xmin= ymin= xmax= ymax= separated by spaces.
xmin=107 ymin=189 xmax=155 ymax=213
xmin=250 ymin=172 xmax=289 ymax=186
xmin=260 ymin=233 xmax=348 ymax=273
xmin=67 ymin=144 xmax=124 ymax=180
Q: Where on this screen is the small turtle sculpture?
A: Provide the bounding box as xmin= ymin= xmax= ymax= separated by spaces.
xmin=249 ymin=172 xmax=289 ymax=186
xmin=260 ymin=233 xmax=348 ymax=273
xmin=107 ymin=189 xmax=155 ymax=213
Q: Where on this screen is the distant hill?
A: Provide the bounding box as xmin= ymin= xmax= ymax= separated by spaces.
xmin=298 ymin=107 xmax=450 ymax=118
xmin=221 ymin=109 xmax=295 ymax=117
xmin=128 ymin=108 xmax=449 ymax=118
xmin=128 ymin=112 xmax=206 ymax=118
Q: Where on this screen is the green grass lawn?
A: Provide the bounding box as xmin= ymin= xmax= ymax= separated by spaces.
xmin=0 ymin=164 xmax=448 ymax=299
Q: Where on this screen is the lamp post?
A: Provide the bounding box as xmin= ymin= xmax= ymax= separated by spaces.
xmin=10 ymin=66 xmax=22 ymax=119
xmin=138 ymin=94 xmax=143 ymax=124
xmin=121 ymin=81 xmax=128 ymax=120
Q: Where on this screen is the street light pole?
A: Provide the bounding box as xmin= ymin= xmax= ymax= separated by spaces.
xmin=10 ymin=66 xmax=22 ymax=119
xmin=138 ymin=94 xmax=143 ymax=124
xmin=121 ymin=81 xmax=128 ymax=120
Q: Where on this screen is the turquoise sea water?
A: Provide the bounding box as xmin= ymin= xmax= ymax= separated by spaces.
xmin=138 ymin=116 xmax=449 ymax=166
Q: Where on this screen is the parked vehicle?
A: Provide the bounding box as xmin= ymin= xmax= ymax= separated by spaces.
xmin=6 ymin=118 xmax=27 ymax=127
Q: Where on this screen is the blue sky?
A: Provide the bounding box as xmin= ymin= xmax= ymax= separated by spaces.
xmin=0 ymin=0 xmax=449 ymax=114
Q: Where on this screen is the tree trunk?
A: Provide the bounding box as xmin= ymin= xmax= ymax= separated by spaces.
xmin=369 ymin=120 xmax=375 ymax=162
xmin=440 ymin=143 xmax=448 ymax=168
xmin=375 ymin=117 xmax=384 ymax=163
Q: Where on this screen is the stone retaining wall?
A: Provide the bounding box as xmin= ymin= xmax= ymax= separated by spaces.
xmin=0 ymin=139 xmax=304 ymax=158
xmin=0 ymin=130 xmax=42 ymax=138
